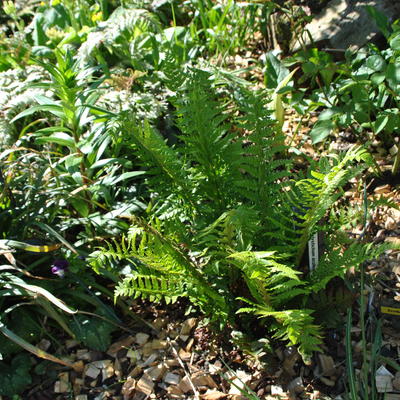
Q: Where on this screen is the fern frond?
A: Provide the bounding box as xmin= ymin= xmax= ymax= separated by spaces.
xmin=267 ymin=145 xmax=372 ymax=265
xmin=237 ymin=299 xmax=322 ymax=362
xmin=232 ymin=87 xmax=291 ymax=214
xmin=309 ymin=240 xmax=396 ymax=292
xmin=121 ymin=118 xmax=197 ymax=216
xmin=171 ymin=69 xmax=238 ymax=210
xmin=161 ymin=53 xmax=188 ymax=92
xmin=196 ymin=206 xmax=260 ymax=252
xmin=90 ymin=219 xmax=231 ymax=324
xmin=115 ymin=273 xmax=185 ymax=304
xmin=229 ymin=251 xmax=305 ymax=307
xmin=77 ymin=7 xmax=161 ymax=67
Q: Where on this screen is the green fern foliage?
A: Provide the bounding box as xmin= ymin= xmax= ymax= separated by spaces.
xmin=308 ymin=239 xmax=394 ymax=293
xmin=78 ymin=6 xmax=161 ymax=68
xmin=237 ymin=298 xmax=322 ymax=363
xmin=90 ymin=221 xmax=231 ymax=325
xmin=89 ymin=65 xmax=391 ymax=361
xmin=115 ymin=273 xmax=185 ymax=304
xmin=267 ymin=146 xmax=373 ymax=263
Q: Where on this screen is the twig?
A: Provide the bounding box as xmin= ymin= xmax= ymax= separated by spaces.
xmin=166 ymin=336 xmax=201 ymax=400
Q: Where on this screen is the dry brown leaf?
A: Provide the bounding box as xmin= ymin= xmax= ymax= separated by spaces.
xmin=107 ymin=336 xmax=135 ymax=357
xmin=375 ymin=184 xmax=391 ymax=194
xmin=385 ymin=237 xmax=400 ymax=245
xmin=201 ymin=390 xmax=227 ymax=399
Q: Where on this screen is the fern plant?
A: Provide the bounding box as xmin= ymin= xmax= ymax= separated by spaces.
xmin=89 ymin=65 xmax=393 ymax=361
xmin=77 ymin=5 xmax=161 ymax=70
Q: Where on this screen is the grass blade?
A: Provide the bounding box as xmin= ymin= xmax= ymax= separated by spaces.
xmin=0 ymin=322 xmax=79 ymax=370
xmin=346 ymin=309 xmax=358 ymax=400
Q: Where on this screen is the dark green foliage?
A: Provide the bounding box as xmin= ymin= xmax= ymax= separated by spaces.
xmin=307 ymin=280 xmax=355 ymax=329
xmin=0 ymin=353 xmax=32 ymax=396
xmin=2 ymin=0 xmax=398 ymax=384
xmin=70 ymin=312 xmax=115 ymax=352
xmin=0 ymin=308 xmax=41 ymax=357
xmin=88 ymin=65 xmax=393 ymax=361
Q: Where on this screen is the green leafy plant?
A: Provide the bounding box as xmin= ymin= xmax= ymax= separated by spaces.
xmin=186 ymin=0 xmax=262 ymax=57
xmin=0 ymin=353 xmax=32 ymax=397
xmin=70 ymin=311 xmax=115 ymax=351
xmin=0 ymin=240 xmax=78 ymax=367
xmin=7 ymin=49 xmax=146 ymax=237
xmin=77 ymin=5 xmax=162 ymax=70
xmin=88 ymin=66 xmax=392 ymax=361
xmin=292 ymin=9 xmax=400 ymax=174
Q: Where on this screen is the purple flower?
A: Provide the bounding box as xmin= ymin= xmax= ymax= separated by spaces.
xmin=51 ymin=259 xmax=69 ymax=278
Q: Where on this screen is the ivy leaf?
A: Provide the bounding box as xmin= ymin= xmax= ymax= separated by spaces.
xmin=264 ymin=52 xmax=289 ymax=89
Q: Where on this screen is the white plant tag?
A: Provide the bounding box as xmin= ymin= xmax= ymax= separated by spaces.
xmin=308 ymin=232 xmax=319 ymax=271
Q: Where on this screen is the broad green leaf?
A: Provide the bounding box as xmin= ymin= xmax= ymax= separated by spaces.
xmin=70 ymin=198 xmax=90 ymax=217
xmin=318 ymin=108 xmax=339 ymax=121
xmin=385 ymin=112 xmax=399 ymax=133
xmin=374 ymin=114 xmax=389 ymax=134
xmin=105 ymin=171 xmax=146 ymax=185
xmin=338 ymin=80 xmax=370 ymax=93
xmin=386 ymin=62 xmax=400 ymax=89
xmin=390 ymin=33 xmax=400 ymax=51
xmin=70 ymin=314 xmax=115 ymax=351
xmin=366 ymin=55 xmax=386 ymax=72
xmin=310 ymin=119 xmax=334 ymax=144
xmin=64 ymin=154 xmax=82 ymax=169
xmin=302 ymin=61 xmax=318 ymax=75
xmin=32 ymin=14 xmax=47 ymax=46
xmin=10 ymin=105 xmax=64 ymax=122
xmin=371 ymin=72 xmax=386 ymax=85
xmin=264 ymin=52 xmax=289 ymax=89
xmin=0 ymin=308 xmax=42 ymax=356
xmin=36 ymin=132 xmax=76 ymax=148
xmin=353 ymin=110 xmax=370 ymax=124
xmin=351 ymin=85 xmax=369 ymax=103
xmin=0 ymin=354 xmax=32 ymax=396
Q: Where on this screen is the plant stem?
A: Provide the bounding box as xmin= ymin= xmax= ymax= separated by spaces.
xmin=360 ymin=262 xmax=369 ymax=400
xmin=392 ymin=146 xmax=400 ymax=175
xmin=346 ymin=309 xmax=358 ymax=400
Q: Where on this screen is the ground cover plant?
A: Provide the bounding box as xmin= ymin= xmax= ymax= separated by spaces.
xmin=1 ymin=0 xmax=400 ymax=399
